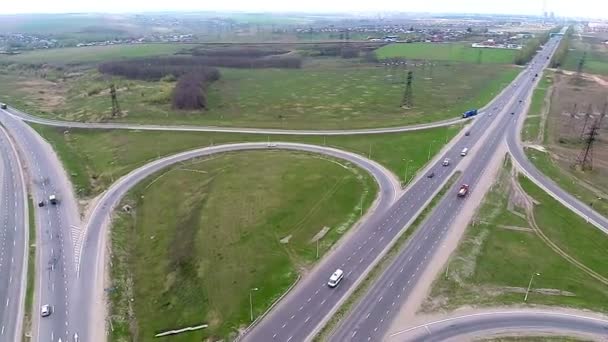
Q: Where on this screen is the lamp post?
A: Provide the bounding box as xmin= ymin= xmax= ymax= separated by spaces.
xmin=250 ymin=287 xmax=259 ymax=321
xmin=403 ymin=159 xmax=413 ymax=185
xmin=427 ymin=140 xmax=437 ymax=161
xmin=524 ymin=272 xmax=540 ymax=302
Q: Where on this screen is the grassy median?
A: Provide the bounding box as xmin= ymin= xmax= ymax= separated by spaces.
xmin=108 ymin=151 xmax=376 ymax=341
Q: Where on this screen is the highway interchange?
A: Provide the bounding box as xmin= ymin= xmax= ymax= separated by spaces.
xmin=1 ymin=27 xmax=608 ymax=342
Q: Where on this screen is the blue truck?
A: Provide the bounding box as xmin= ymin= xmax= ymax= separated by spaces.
xmin=462 ymin=109 xmax=478 ymax=118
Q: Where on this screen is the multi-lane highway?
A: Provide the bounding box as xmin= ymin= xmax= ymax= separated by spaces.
xmin=0 ymin=124 xmax=28 ymax=342
xmin=0 ymin=112 xmax=82 ymax=342
xmin=387 ymin=310 xmax=608 ymax=341
xmin=327 ymin=35 xmax=566 ymax=342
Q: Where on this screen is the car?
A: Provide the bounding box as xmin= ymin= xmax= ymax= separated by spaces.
xmin=0 ymin=103 xmax=7 ymax=109
xmin=427 ymin=172 xmax=435 ymax=178
xmin=519 ymin=100 xmax=522 ymax=103
xmin=442 ymin=158 xmax=450 ymax=166
xmin=511 ymin=112 xmax=515 ymax=115
xmin=41 ymin=304 xmax=51 ymax=317
xmin=38 ymin=200 xmax=45 ymax=207
xmin=327 ymin=268 xmax=344 ymax=288
xmin=460 ymin=148 xmax=469 ymax=156
xmin=465 ymin=131 xmax=471 ymax=136
xmin=267 ymin=143 xmax=277 ymax=148
xmin=49 ymin=195 xmax=58 ymax=205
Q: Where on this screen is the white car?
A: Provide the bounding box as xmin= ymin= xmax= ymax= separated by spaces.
xmin=327 ymin=269 xmax=344 ymax=288
xmin=442 ymin=158 xmax=450 ymax=166
xmin=41 ymin=304 xmax=51 ymax=317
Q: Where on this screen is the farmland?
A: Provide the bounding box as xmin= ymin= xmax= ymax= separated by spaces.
xmin=562 ymin=36 xmax=608 ymax=76
xmin=375 ymin=43 xmax=517 ymax=64
xmin=108 ymin=151 xmax=376 ymax=340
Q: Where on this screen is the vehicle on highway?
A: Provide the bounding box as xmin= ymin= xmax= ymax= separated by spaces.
xmin=41 ymin=304 xmax=51 ymax=317
xmin=460 ymin=148 xmax=468 ymax=156
xmin=328 ymin=269 xmax=344 ymax=288
xmin=465 ymin=131 xmax=471 ymax=136
xmin=457 ymin=184 xmax=469 ymax=197
xmin=38 ymin=200 xmax=45 ymax=207
xmin=0 ymin=103 xmax=7 ymax=109
xmin=49 ymin=194 xmax=58 ymax=205
xmin=511 ymin=112 xmax=515 ymax=115
xmin=427 ymin=172 xmax=435 ymax=178
xmin=442 ymin=158 xmax=450 ymax=166
xmin=462 ymin=109 xmax=478 ymax=118
xmin=267 ymin=143 xmax=277 ymax=148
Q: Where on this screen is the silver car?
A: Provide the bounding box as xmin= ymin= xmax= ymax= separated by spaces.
xmin=41 ymin=304 xmax=51 ymax=317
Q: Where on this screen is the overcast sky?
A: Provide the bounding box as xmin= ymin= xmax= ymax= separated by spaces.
xmin=1 ymin=0 xmax=606 ymax=19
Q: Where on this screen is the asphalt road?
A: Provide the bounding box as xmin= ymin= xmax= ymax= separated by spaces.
xmin=327 ymin=36 xmax=565 ymax=342
xmin=8 ymin=108 xmax=468 ymax=135
xmin=0 ymin=124 xmax=28 ymax=342
xmin=387 ymin=310 xmax=608 ymax=341
xmin=0 ymin=112 xmax=82 ymax=342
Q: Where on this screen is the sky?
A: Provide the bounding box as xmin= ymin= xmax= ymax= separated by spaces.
xmin=1 ymin=0 xmax=607 ymax=19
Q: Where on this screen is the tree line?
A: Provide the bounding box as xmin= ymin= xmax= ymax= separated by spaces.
xmin=513 ymin=27 xmax=562 ymax=65
xmin=550 ymin=27 xmax=574 ymax=69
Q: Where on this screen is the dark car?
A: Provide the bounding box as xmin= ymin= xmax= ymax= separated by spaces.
xmin=427 ymin=172 xmax=435 ymax=178
xmin=511 ymin=112 xmax=515 ymax=115
xmin=0 ymin=103 xmax=7 ymax=110
xmin=38 ymin=201 xmax=45 ymax=207
xmin=465 ymin=131 xmax=471 ymax=136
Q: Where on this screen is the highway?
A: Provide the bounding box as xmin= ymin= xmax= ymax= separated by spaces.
xmin=0 ymin=112 xmax=82 ymax=342
xmin=387 ymin=310 xmax=608 ymax=341
xmin=0 ymin=124 xmax=28 ymax=342
xmin=327 ymin=35 xmax=565 ymax=342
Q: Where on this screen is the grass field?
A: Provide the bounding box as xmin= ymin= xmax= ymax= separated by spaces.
xmin=1 ymin=60 xmax=518 ymax=129
xmin=562 ymin=37 xmax=608 ymax=75
xmin=375 ymin=43 xmax=517 ymax=64
xmin=522 ymin=73 xmax=552 ymax=142
xmin=108 ymin=151 xmax=376 ymax=341
xmin=0 ymin=44 xmax=192 ymax=65
xmin=32 ymin=123 xmax=460 ymax=198
xmin=422 ymin=159 xmax=608 ymax=314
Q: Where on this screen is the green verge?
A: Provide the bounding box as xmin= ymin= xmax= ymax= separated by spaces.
xmin=522 ymin=72 xmax=552 ymax=142
xmin=30 ymin=124 xmax=461 ymax=198
xmin=375 ymin=43 xmax=516 ymax=64
xmin=421 ymin=159 xmax=608 ymax=314
xmin=314 ymin=171 xmax=461 ymax=341
xmin=22 ymin=196 xmax=36 ymax=341
xmin=525 ymin=149 xmax=608 ymax=218
xmin=108 ymin=151 xmax=377 ymax=341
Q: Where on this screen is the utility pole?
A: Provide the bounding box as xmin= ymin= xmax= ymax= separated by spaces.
xmin=249 ymin=288 xmax=259 ymax=322
xmin=524 ymin=272 xmax=541 ymax=302
xmin=110 ymin=84 xmax=121 ymax=117
xmin=401 ymin=70 xmax=414 ymax=108
xmin=579 ymin=104 xmax=593 ymax=139
xmin=576 ymin=119 xmax=600 ymax=171
xmin=403 ymin=159 xmax=413 ymax=185
xmin=427 ymin=140 xmax=436 ymax=161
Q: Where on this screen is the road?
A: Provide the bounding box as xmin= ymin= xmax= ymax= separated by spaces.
xmin=0 ymin=124 xmax=28 ymax=341
xmin=7 ymin=107 xmax=469 ymax=135
xmin=0 ymin=112 xmax=82 ymax=342
xmin=387 ymin=310 xmax=608 ymax=341
xmin=328 ymin=36 xmax=565 ymax=342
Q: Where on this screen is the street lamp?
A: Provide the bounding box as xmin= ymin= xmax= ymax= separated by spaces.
xmin=250 ymin=287 xmax=259 ymax=322
xmin=403 ymin=159 xmax=413 ymax=185
xmin=427 ymin=140 xmax=437 ymax=161
xmin=524 ymin=272 xmax=540 ymax=302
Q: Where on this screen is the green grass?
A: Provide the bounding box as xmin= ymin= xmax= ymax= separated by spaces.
xmin=562 ymin=37 xmax=608 ymax=75
xmin=315 ymin=171 xmax=461 ymax=341
xmin=22 ymin=196 xmax=36 ymax=341
xmin=0 ymin=44 xmax=192 ymax=65
xmin=375 ymin=43 xmax=517 ymax=64
xmin=31 ymin=124 xmax=460 ymax=198
xmin=422 ymin=160 xmax=608 ymax=314
xmin=2 ymin=59 xmax=518 ymax=129
xmin=108 ymin=151 xmax=376 ymax=341
xmin=522 ymin=73 xmax=552 ymax=142
xmin=526 ymin=149 xmax=608 ymax=218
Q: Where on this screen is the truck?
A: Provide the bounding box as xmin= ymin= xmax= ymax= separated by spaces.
xmin=457 ymin=184 xmax=469 ymax=197
xmin=462 ymin=109 xmax=478 ymax=118
xmin=49 ymin=195 xmax=58 ymax=205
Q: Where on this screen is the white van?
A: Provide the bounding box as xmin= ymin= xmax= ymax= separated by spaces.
xmin=460 ymin=148 xmax=469 ymax=156
xmin=327 ymin=269 xmax=344 ymax=288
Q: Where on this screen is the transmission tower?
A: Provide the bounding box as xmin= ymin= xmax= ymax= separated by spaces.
xmin=110 ymin=84 xmax=121 ymax=117
xmin=401 ymin=70 xmax=414 ymax=108
xmin=579 ymin=104 xmax=593 ymax=139
xmin=575 ymin=119 xmax=600 ymax=171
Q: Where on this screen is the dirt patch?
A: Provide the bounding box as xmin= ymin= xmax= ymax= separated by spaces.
xmin=310 ymin=226 xmax=330 ymax=243
xmin=17 ymin=78 xmax=66 ymax=110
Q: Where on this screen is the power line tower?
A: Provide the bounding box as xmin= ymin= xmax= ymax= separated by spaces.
xmin=401 ymin=70 xmax=414 ymax=108
xmin=110 ymin=84 xmax=121 ymax=117
xmin=579 ymin=104 xmax=593 ymax=139
xmin=575 ymin=119 xmax=600 ymax=171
